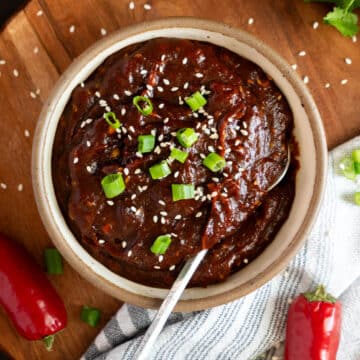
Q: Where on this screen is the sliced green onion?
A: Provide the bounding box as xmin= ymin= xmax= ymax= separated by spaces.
xmin=176 ymin=128 xmax=198 ymax=148
xmin=138 ymin=134 xmax=155 ymax=153
xmin=43 ymin=335 xmax=55 ymax=351
xmin=101 ymin=173 xmax=126 ymax=198
xmin=185 ymin=91 xmax=207 ymax=111
xmin=339 ymin=157 xmax=356 ymax=180
xmin=133 ymin=96 xmax=153 ymax=116
xmin=355 ymin=192 xmax=360 ymax=206
xmin=352 ymin=149 xmax=360 ymax=174
xmin=149 ymin=161 xmax=171 ymax=180
xmin=150 ymin=235 xmax=172 ymax=255
xmin=44 ymin=248 xmax=63 ymax=275
xmin=170 ymin=148 xmax=189 ymax=163
xmin=81 ymin=306 xmax=101 ymax=327
xmin=104 ymin=112 xmax=121 ymax=129
xmin=203 ymin=152 xmax=226 ymax=172
xmin=172 ymin=184 xmax=195 ymax=202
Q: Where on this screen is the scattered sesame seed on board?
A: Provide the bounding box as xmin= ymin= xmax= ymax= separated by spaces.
xmin=345 ymin=57 xmax=352 ymax=65
xmin=17 ymin=184 xmax=23 ymax=192
xmin=13 ymin=69 xmax=19 ymax=77
xmin=243 ymin=258 xmax=249 ymax=264
xmin=291 ymin=64 xmax=297 ymax=70
xmin=312 ymin=21 xmax=319 ymax=29
xmin=352 ymin=35 xmax=357 ymax=43
xmin=0 ymin=183 xmax=7 ymax=190
xmin=24 ymin=129 xmax=31 ymax=138
xmin=341 ymin=79 xmax=348 ymax=85
xmin=69 ymin=25 xmax=76 ymax=33
xmin=303 ymin=76 xmax=309 ymax=84
xmin=100 ymin=28 xmax=107 ymax=36
xmin=30 ymin=91 xmax=36 ymax=99
xmin=129 ymin=1 xmax=135 ymax=10
xmin=33 ymin=47 xmax=39 ymax=54
xmin=298 ymin=50 xmax=306 ymax=57
xmin=0 ymin=59 xmax=5 ymax=65
xmin=325 ymin=83 xmax=331 ymax=88
xmin=144 ymin=3 xmax=152 ymax=10
xmin=248 ymin=17 xmax=254 ymax=25
xmin=36 ymin=10 xmax=43 ymax=16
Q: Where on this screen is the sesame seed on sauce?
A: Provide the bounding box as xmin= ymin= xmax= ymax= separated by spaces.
xmin=95 ymin=91 xmax=101 ymax=98
xmin=130 ymin=206 xmax=137 ymax=213
xmin=211 ymin=191 xmax=218 ymax=198
xmin=36 ymin=10 xmax=43 ymax=16
xmin=160 ymin=54 xmax=166 ymax=61
xmin=30 ymin=91 xmax=36 ymax=99
xmin=183 ymin=82 xmax=189 ymax=89
xmin=178 ymin=96 xmax=184 ymax=105
xmin=195 ymin=73 xmax=204 ymax=78
xmin=208 ymin=145 xmax=215 ymax=152
xmin=113 ymin=94 xmax=120 ymax=100
xmin=325 ymin=83 xmax=331 ymax=88
xmin=99 ymin=239 xmax=106 ymax=244
xmin=200 ymin=153 xmax=206 ymax=159
xmin=160 ymin=211 xmax=168 ymax=217
xmin=124 ymin=90 xmax=132 ymax=96
xmin=131 ymin=194 xmax=137 ymax=201
xmin=158 ymin=200 xmax=166 ymax=206
xmin=341 ymin=79 xmax=348 ymax=85
xmin=154 ymin=146 xmax=161 ymax=154
xmin=107 ymin=200 xmax=114 ymax=206
xmin=17 ymin=184 xmax=23 ymax=192
xmin=24 ymin=129 xmax=31 ymax=137
xmin=163 ymin=78 xmax=170 ymax=85
xmin=303 ymin=76 xmax=309 ymax=84
xmin=127 ymin=134 xmax=133 ymax=141
xmin=100 ymin=28 xmax=107 ymax=36
xmin=158 ymin=255 xmax=164 ymax=262
xmin=86 ymin=166 xmax=93 ymax=173
xmin=160 ymin=217 xmax=166 ymax=224
xmin=146 ymin=84 xmax=153 ymax=91
xmin=158 ymin=134 xmax=164 ymax=141
xmin=73 ymin=157 xmax=79 ymax=164
xmin=140 ymin=69 xmax=148 ymax=75
xmin=212 ymin=177 xmax=220 ymax=183
xmin=153 ymin=215 xmax=159 ymax=223
xmin=240 ymin=129 xmax=249 ymax=136
xmin=169 ymin=265 xmax=176 ymax=271
xmin=345 ymin=57 xmax=352 ymax=65
xmin=129 ymin=1 xmax=135 ymax=10
xmin=195 ymin=212 xmax=202 ymax=218
xmin=175 ymin=214 xmax=182 ymax=220
xmin=352 ymin=35 xmax=357 ymax=43
xmin=171 ymin=87 xmax=179 ymax=92
xmin=129 ymin=126 xmax=135 ymax=133
xmin=128 ymin=250 xmax=133 ymax=257
xmin=13 ymin=69 xmax=19 ymax=77
xmin=154 ymin=265 xmax=161 ymax=270
xmin=158 ymin=103 xmax=165 ymax=109
xmin=122 ymin=127 xmax=128 ymax=134
xmin=248 ymin=17 xmax=254 ymax=25
xmin=298 ymin=50 xmax=306 ymax=57
xmin=312 ymin=21 xmax=319 ymax=29
xmin=105 ymin=106 xmax=111 ymax=112
xmin=193 ymin=112 xmax=199 ymax=118
xmin=182 ymin=57 xmax=188 ymax=65
xmin=244 ymin=258 xmax=249 ymax=264
xmin=0 ymin=183 xmax=7 ymax=190
xmin=69 ymin=25 xmax=76 ymax=33
xmin=86 ymin=140 xmax=91 ymax=147
xmin=134 ymin=168 xmax=142 ymax=174
xmin=121 ymin=241 xmax=127 ymax=248
xmin=174 ymin=171 xmax=179 ymax=178
xmin=157 ymin=86 xmax=164 ymax=92
xmin=124 ymin=168 xmax=130 ymax=176
xmin=144 ymin=3 xmax=152 ymax=10
xmin=121 ymin=108 xmax=126 ymax=116
xmin=135 ymin=152 xmax=143 ymax=158
xmin=0 ymin=59 xmax=6 ymax=65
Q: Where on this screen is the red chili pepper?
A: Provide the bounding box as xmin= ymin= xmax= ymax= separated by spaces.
xmin=0 ymin=233 xmax=67 ymax=350
xmin=285 ymin=285 xmax=342 ymax=360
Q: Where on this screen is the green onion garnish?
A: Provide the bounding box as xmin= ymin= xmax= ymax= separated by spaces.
xmin=170 ymin=148 xmax=189 ymax=163
xmin=133 ymin=96 xmax=153 ymax=116
xmin=355 ymin=192 xmax=360 ymax=206
xmin=104 ymin=112 xmax=121 ymax=129
xmin=150 ymin=235 xmax=172 ymax=255
xmin=101 ymin=173 xmax=126 ymax=198
xmin=138 ymin=134 xmax=155 ymax=153
xmin=352 ymin=149 xmax=360 ymax=174
xmin=339 ymin=157 xmax=356 ymax=180
xmin=81 ymin=306 xmax=101 ymax=327
xmin=44 ymin=248 xmax=63 ymax=275
xmin=176 ymin=128 xmax=198 ymax=148
xmin=172 ymin=184 xmax=195 ymax=202
xmin=185 ymin=91 xmax=207 ymax=111
xmin=149 ymin=161 xmax=171 ymax=180
xmin=203 ymin=152 xmax=226 ymax=172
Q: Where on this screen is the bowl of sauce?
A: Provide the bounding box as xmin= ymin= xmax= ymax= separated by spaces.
xmin=32 ymin=18 xmax=327 ymax=311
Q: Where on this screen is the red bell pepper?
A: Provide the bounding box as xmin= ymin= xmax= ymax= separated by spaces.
xmin=0 ymin=233 xmax=67 ymax=350
xmin=285 ymin=285 xmax=342 ymax=360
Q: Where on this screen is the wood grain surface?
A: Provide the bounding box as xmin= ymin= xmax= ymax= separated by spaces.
xmin=0 ymin=1 xmax=359 ymax=359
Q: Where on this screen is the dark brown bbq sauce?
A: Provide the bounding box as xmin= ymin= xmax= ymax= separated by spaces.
xmin=52 ymin=38 xmax=296 ymax=288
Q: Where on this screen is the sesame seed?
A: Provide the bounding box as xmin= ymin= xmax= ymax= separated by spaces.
xmin=291 ymin=64 xmax=297 ymax=70
xmin=0 ymin=59 xmax=6 ymax=65
xmin=33 ymin=46 xmax=39 ymax=54
xmin=134 ymin=168 xmax=142 ymax=174
xmin=154 ymin=265 xmax=161 ymax=270
xmin=105 ymin=106 xmax=111 ymax=112
xmin=174 ymin=171 xmax=179 ymax=178
xmin=157 ymin=86 xmax=164 ymax=92
xmin=146 ymin=84 xmax=153 ymax=91
xmin=123 ymin=168 xmax=129 ymax=176
xmin=182 ymin=57 xmax=188 ymax=65
xmin=169 ymin=265 xmax=176 ymax=271
xmin=178 ymin=96 xmax=184 ymax=105
xmin=131 ymin=194 xmax=137 ymax=202
xmin=159 ymin=103 xmax=165 ymax=109
xmin=157 ymin=255 xmax=164 ymax=263
xmin=341 ymin=79 xmax=348 ymax=85
xmin=95 ymin=91 xmax=101 ymax=98
xmin=195 ymin=73 xmax=204 ymax=78
xmin=243 ymin=258 xmax=249 ymax=264
xmin=303 ymin=75 xmax=309 ymax=84
xmin=73 ymin=157 xmax=79 ymax=164
xmin=153 ymin=215 xmax=158 ymax=223
xmin=86 ymin=140 xmax=91 ymax=147
xmin=13 ymin=69 xmax=19 ymax=77
xmin=183 ymin=82 xmax=189 ymax=89
xmin=208 ymin=145 xmax=215 ymax=152
xmin=345 ymin=57 xmax=352 ymax=65
xmin=113 ymin=94 xmax=120 ymax=100
xmin=107 ymin=200 xmax=114 ymax=206
xmin=240 ymin=129 xmax=249 ymax=136
xmin=130 ymin=206 xmax=137 ymax=213
xmin=352 ymin=35 xmax=357 ymax=43
xmin=121 ymin=241 xmax=127 ymax=248
xmin=86 ymin=166 xmax=92 ymax=173
xmin=23 ymin=129 xmax=31 ymax=138
xmin=37 ymin=10 xmax=43 ymax=16
xmin=0 ymin=183 xmax=7 ymax=190
xmin=158 ymin=200 xmax=166 ymax=206
xmin=312 ymin=21 xmax=319 ymax=29
xmin=325 ymin=83 xmax=331 ymax=88
xmin=144 ymin=3 xmax=152 ymax=10
xmin=100 ymin=28 xmax=107 ymax=36
xmin=160 ymin=211 xmax=168 ymax=217
xmin=212 ymin=177 xmax=219 ymax=183
xmin=195 ymin=211 xmax=202 ymax=218
xmin=160 ymin=217 xmax=166 ymax=224
xmin=36 ymin=89 xmax=41 ymax=95
xmin=69 ymin=25 xmax=75 ymax=33
xmin=122 ymin=127 xmax=127 ymax=134
xmin=209 ymin=134 xmax=219 ymax=139
xmin=163 ymin=78 xmax=170 ymax=85
xmin=17 ymin=184 xmax=23 ymax=192
xmin=175 ymin=214 xmax=182 ymax=220
xmin=154 ymin=146 xmax=161 ymax=154
xmin=129 ymin=126 xmax=135 ymax=133
xmin=248 ymin=17 xmax=254 ymax=25
xmin=160 ymin=54 xmax=166 ymax=62
xmin=99 ymin=239 xmax=105 ymax=244
xmin=129 ymin=1 xmax=135 ymax=9
xmin=140 ymin=69 xmax=148 ymax=75
xmin=128 ymin=250 xmax=132 ymax=257
xmin=171 ymin=87 xmax=179 ymax=92
xmin=298 ymin=50 xmax=306 ymax=57
xmin=124 ymin=90 xmax=132 ymax=96
xmin=136 ymin=152 xmax=143 ymax=158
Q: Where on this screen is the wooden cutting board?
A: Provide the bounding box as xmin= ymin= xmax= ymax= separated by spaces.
xmin=0 ymin=1 xmax=358 ymax=359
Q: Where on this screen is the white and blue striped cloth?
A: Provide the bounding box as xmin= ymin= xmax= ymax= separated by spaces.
xmin=82 ymin=136 xmax=360 ymax=360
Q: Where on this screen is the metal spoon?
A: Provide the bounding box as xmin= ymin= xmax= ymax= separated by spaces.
xmin=134 ymin=147 xmax=291 ymax=360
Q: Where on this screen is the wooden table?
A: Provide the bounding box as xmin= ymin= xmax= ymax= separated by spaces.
xmin=0 ymin=1 xmax=358 ymax=359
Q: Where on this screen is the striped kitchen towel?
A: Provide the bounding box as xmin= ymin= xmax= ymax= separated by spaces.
xmin=82 ymin=136 xmax=360 ymax=360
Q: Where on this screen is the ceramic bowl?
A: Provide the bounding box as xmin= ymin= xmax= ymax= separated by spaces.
xmin=32 ymin=17 xmax=327 ymax=311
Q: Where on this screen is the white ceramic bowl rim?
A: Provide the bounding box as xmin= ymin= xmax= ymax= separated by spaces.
xmin=32 ymin=18 xmax=327 ymax=311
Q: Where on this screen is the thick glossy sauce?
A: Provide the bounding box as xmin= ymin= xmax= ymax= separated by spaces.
xmin=53 ymin=38 xmax=296 ymax=288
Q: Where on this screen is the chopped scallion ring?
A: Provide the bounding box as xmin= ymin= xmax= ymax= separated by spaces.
xmin=339 ymin=157 xmax=356 ymax=180
xmin=150 ymin=234 xmax=172 ymax=254
xmin=185 ymin=91 xmax=207 ymax=111
xmin=44 ymin=248 xmax=63 ymax=275
xmin=138 ymin=134 xmax=155 ymax=153
xmin=352 ymin=149 xmax=360 ymax=174
xmin=355 ymin=192 xmax=360 ymax=206
xmin=81 ymin=306 xmax=101 ymax=327
xmin=176 ymin=128 xmax=198 ymax=148
xmin=149 ymin=161 xmax=171 ymax=180
xmin=104 ymin=112 xmax=121 ymax=129
xmin=170 ymin=148 xmax=188 ymax=163
xmin=101 ymin=173 xmax=126 ymax=198
xmin=172 ymin=184 xmax=195 ymax=201
xmin=133 ymin=96 xmax=153 ymax=116
xmin=203 ymin=152 xmax=226 ymax=172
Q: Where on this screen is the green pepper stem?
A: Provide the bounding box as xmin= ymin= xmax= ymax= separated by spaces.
xmin=303 ymin=284 xmax=337 ymax=303
xmin=43 ymin=335 xmax=55 ymax=351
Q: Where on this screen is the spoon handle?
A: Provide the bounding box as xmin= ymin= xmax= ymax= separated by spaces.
xmin=133 ymin=249 xmax=208 ymax=360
